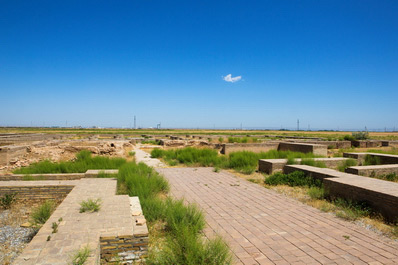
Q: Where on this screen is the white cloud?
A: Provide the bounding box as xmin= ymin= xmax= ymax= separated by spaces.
xmin=223 ymin=74 xmax=242 ymax=83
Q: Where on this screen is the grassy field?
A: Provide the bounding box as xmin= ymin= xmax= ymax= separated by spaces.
xmin=1 ymin=127 xmax=398 ymax=140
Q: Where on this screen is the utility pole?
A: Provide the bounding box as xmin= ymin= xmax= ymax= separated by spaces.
xmin=134 ymin=116 xmax=136 ymax=129
xmin=297 ymin=119 xmax=300 ymax=131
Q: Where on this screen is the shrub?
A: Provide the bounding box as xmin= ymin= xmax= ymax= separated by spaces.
xmin=218 ymin=137 xmax=223 ymax=143
xmin=31 ymin=200 xmax=56 ymax=225
xmin=79 ymin=198 xmax=101 ymax=213
xmin=0 ymin=193 xmax=17 ymax=209
xmin=352 ymin=131 xmax=369 ymax=140
xmin=128 ymin=151 xmax=136 ymax=157
xmin=151 ymin=148 xmax=164 ymax=158
xmin=343 ymin=135 xmax=355 ymax=141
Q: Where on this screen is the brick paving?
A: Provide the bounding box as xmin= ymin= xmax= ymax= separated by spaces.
xmin=12 ymin=178 xmax=135 ymax=265
xmin=157 ymin=167 xmax=398 ymax=265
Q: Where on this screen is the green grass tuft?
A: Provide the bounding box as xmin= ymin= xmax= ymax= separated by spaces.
xmin=79 ymin=198 xmax=101 ymax=213
xmin=70 ymin=246 xmax=91 ymax=265
xmin=31 ymin=200 xmax=56 ymax=225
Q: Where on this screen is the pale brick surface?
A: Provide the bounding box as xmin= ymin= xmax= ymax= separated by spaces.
xmin=157 ymin=167 xmax=398 ymax=265
xmin=11 ymin=178 xmax=144 ymax=265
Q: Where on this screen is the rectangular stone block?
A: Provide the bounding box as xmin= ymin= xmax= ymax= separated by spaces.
xmin=278 ymin=142 xmax=328 ymax=156
xmin=220 ymin=142 xmax=280 ymax=155
xmin=345 ymin=164 xmax=398 ymax=177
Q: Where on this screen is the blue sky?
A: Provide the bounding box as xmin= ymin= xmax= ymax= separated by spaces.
xmin=1 ymin=1 xmax=397 ymax=130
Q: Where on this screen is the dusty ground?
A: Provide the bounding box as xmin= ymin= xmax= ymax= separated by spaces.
xmin=0 ymin=203 xmax=39 ymax=265
xmin=0 ymin=139 xmax=134 ymax=173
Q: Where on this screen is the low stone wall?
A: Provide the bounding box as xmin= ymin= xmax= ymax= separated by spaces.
xmin=278 ymin=142 xmax=328 ymax=156
xmin=300 ymin=140 xmax=351 ymax=149
xmin=352 ymin=140 xmax=382 ymax=148
xmin=259 ymin=157 xmax=349 ymax=174
xmin=100 ymin=234 xmax=148 ymax=264
xmin=0 ymin=169 xmax=119 ymax=181
xmin=344 ymin=152 xmax=398 ymax=165
xmin=345 ymin=165 xmax=398 ymax=177
xmin=283 ymin=165 xmax=398 ymax=221
xmin=0 ymin=145 xmax=28 ymax=166
xmin=0 ymin=185 xmax=74 ymax=202
xmin=1 ymin=173 xmax=85 ymax=181
xmin=220 ymin=142 xmax=280 ymax=155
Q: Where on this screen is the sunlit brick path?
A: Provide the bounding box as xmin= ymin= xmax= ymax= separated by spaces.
xmin=156 ymin=167 xmax=398 ymax=265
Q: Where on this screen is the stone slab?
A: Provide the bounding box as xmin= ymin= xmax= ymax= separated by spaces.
xmin=345 ymin=164 xmax=398 ymax=177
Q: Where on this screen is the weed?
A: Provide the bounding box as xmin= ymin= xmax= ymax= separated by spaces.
xmin=47 ymin=235 xmax=51 ymax=241
xmin=218 ymin=137 xmax=223 ymax=143
xmin=79 ymin=198 xmax=101 ymax=213
xmin=70 ymin=246 xmax=90 ymax=265
xmin=31 ymin=200 xmax=56 ymax=225
xmin=213 ymin=167 xmax=220 ymax=173
xmin=0 ymin=193 xmax=17 ymax=209
xmin=128 ymin=151 xmax=136 ymax=157
xmin=52 ymin=222 xmax=58 ymax=233
xmin=337 ymin=159 xmax=357 ymax=172
xmin=343 ymin=235 xmax=350 ymax=240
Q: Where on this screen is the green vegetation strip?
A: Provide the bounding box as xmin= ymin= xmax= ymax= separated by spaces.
xmin=13 ymin=150 xmax=126 ymax=174
xmin=151 ymin=147 xmax=320 ymax=174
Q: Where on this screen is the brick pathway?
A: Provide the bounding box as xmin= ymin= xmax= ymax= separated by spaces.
xmin=12 ymin=178 xmax=137 ymax=265
xmin=157 ymin=167 xmax=398 ymax=265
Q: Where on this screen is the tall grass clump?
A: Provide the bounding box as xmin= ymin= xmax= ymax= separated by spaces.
xmin=337 ymin=159 xmax=357 ymax=172
xmin=265 ymin=171 xmax=322 ymax=187
xmin=116 ymin=161 xmax=232 ymax=264
xmin=299 ymin=158 xmax=326 ymax=168
xmin=148 ymin=227 xmax=231 ymax=265
xmin=14 ymin=150 xmax=126 ymax=174
xmin=31 ymin=200 xmax=56 ymax=225
xmin=364 ymin=154 xmax=381 ymax=166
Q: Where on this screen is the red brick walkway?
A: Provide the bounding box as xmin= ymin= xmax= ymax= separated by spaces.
xmin=157 ymin=167 xmax=398 ymax=265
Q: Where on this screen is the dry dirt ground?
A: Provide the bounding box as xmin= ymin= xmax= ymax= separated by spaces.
xmin=0 ymin=139 xmax=135 ymax=173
